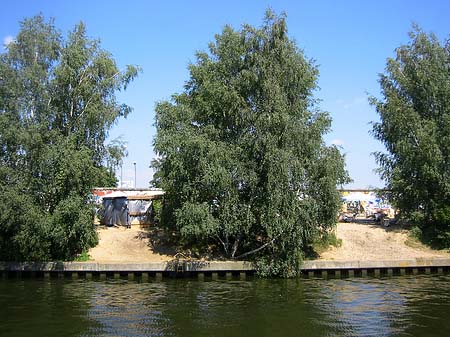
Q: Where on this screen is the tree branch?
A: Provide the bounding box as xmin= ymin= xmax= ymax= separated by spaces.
xmin=231 ymin=234 xmax=242 ymax=258
xmin=234 ymin=235 xmax=278 ymax=259
xmin=216 ymin=235 xmax=228 ymax=255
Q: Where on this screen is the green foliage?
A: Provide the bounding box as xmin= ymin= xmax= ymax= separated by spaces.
xmin=371 ymin=25 xmax=450 ymax=247
xmin=74 ymin=250 xmax=91 ymax=262
xmin=151 ymin=199 xmax=163 ymax=223
xmin=308 ymin=230 xmax=342 ymax=257
xmin=49 ymin=195 xmax=98 ymax=260
xmin=0 ymin=187 xmax=50 ymax=261
xmin=0 ymin=15 xmax=139 ymax=261
xmin=152 ymin=11 xmax=349 ymax=277
xmin=409 ymin=226 xmax=423 ymax=241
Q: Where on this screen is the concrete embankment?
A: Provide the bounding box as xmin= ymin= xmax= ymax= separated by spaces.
xmin=0 ymin=261 xmax=254 ymax=279
xmin=2 ymin=258 xmax=450 ymax=279
xmin=302 ymin=258 xmax=450 ymax=278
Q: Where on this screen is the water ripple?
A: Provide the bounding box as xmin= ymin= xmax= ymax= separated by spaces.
xmin=1 ymin=275 xmax=450 ymax=336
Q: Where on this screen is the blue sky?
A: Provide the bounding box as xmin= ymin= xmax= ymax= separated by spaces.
xmin=1 ymin=0 xmax=449 ymax=188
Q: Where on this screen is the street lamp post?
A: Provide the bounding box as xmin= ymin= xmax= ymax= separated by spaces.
xmin=133 ymin=162 xmax=137 ymax=188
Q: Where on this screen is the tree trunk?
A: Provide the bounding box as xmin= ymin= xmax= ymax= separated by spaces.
xmin=231 ymin=234 xmax=241 ymax=258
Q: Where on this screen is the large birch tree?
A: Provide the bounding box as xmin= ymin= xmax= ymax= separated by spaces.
xmin=153 ymin=11 xmax=348 ymax=277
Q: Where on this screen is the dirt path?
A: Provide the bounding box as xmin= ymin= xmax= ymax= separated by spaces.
xmin=88 ymin=222 xmax=450 ymax=263
xmin=320 ymin=221 xmax=450 ymax=261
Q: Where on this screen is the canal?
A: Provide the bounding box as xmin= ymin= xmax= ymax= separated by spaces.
xmin=1 ymin=274 xmax=450 ymax=337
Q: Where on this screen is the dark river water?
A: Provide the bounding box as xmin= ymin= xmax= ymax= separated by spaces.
xmin=1 ymin=274 xmax=450 ymax=337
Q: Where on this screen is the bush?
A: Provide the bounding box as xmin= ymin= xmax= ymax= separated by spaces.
xmin=0 ymin=188 xmax=98 ymax=261
xmin=49 ymin=196 xmax=98 ymax=260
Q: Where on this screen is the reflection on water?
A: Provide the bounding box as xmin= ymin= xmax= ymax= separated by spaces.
xmin=87 ymin=280 xmax=172 ymax=337
xmin=1 ymin=275 xmax=450 ymax=337
xmin=314 ymin=280 xmax=409 ymax=337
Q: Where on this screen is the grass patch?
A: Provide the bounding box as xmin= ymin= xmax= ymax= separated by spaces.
xmin=405 ymin=225 xmax=450 ymax=252
xmin=405 ymin=234 xmax=425 ymax=249
xmin=404 ymin=226 xmax=424 ymax=249
xmin=306 ymin=231 xmax=342 ymax=259
xmin=74 ymin=250 xmax=91 ymax=262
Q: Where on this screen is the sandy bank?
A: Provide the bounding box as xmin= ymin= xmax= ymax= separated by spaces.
xmin=88 ymin=222 xmax=450 ymax=263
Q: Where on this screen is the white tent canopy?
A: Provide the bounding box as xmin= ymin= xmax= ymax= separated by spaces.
xmin=342 ymin=192 xmax=377 ymax=202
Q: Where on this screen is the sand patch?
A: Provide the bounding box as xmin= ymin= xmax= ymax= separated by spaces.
xmin=88 ymin=226 xmax=175 ymax=263
xmin=320 ymin=222 xmax=450 ymax=261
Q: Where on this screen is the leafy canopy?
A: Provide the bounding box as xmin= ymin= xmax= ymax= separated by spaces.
xmin=371 ymin=25 xmax=450 ymax=246
xmin=152 ymin=11 xmax=348 ymax=277
xmin=0 ymin=15 xmax=139 ymax=260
